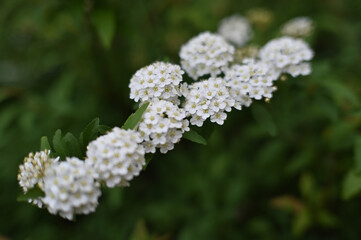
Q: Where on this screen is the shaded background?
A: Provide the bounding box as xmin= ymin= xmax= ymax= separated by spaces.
xmin=1 ymin=0 xmax=361 ymax=239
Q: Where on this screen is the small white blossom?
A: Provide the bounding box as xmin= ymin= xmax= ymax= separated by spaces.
xmin=180 ymin=32 xmax=235 ymax=80
xmin=138 ymin=100 xmax=189 ymax=154
xmin=259 ymin=36 xmax=314 ymax=77
xmin=218 ymin=14 xmax=253 ymax=47
xmin=129 ymin=62 xmax=184 ymax=103
xmin=42 ymin=157 xmax=101 ymax=220
xmin=86 ymin=128 xmax=146 ymax=187
xmin=183 ymin=77 xmax=235 ymax=126
xmin=17 ymin=150 xmax=59 ymax=207
xmin=225 ymin=59 xmax=280 ymax=103
xmin=281 ymin=17 xmax=314 ymax=38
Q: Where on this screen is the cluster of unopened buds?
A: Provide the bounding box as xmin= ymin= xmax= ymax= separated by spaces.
xmin=18 ymin=14 xmax=314 ymax=220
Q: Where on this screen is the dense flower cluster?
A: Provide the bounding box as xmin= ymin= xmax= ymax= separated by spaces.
xmin=18 ymin=13 xmax=315 ymax=221
xmin=86 ymin=128 xmax=145 ymax=187
xmin=183 ymin=77 xmax=235 ymax=126
xmin=129 ymin=62 xmax=184 ymax=103
xmin=42 ymin=158 xmax=101 ymax=220
xmin=138 ymin=100 xmax=189 ymax=153
xmin=180 ymin=32 xmax=235 ymax=80
xmin=17 ymin=150 xmax=58 ymax=193
xmin=225 ymin=59 xmax=280 ymax=101
xmin=259 ymin=36 xmax=313 ymax=77
xmin=218 ymin=15 xmax=253 ymax=46
xmin=281 ymin=17 xmax=314 ymax=38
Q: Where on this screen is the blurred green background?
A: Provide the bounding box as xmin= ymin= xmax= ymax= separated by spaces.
xmin=1 ymin=0 xmax=361 ymax=239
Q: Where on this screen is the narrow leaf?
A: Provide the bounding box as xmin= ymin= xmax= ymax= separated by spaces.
xmin=99 ymin=125 xmax=112 ymax=135
xmin=183 ymin=129 xmax=207 ymax=145
xmin=40 ymin=136 xmax=51 ymax=151
xmin=252 ymin=104 xmax=277 ymax=136
xmin=53 ymin=129 xmax=66 ymax=159
xmin=63 ymin=132 xmax=82 ymax=158
xmin=143 ymin=154 xmax=154 ymax=170
xmin=82 ymin=118 xmax=100 ymax=147
xmin=91 ymin=9 xmax=116 ymax=50
xmin=122 ymin=103 xmax=149 ymax=130
xmin=17 ymin=187 xmax=44 ymax=202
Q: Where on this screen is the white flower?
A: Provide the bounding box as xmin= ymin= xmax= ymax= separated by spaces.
xmin=225 ymin=59 xmax=280 ymax=103
xmin=281 ymin=17 xmax=314 ymax=38
xmin=183 ymin=77 xmax=235 ymax=126
xmin=218 ymin=14 xmax=253 ymax=46
xmin=138 ymin=100 xmax=189 ymax=154
xmin=17 ymin=150 xmax=59 ymax=207
xmin=129 ymin=62 xmax=184 ymax=103
xmin=42 ymin=157 xmax=101 ymax=220
xmin=259 ymin=36 xmax=314 ymax=77
xmin=86 ymin=128 xmax=146 ymax=187
xmin=180 ymin=32 xmax=235 ymax=80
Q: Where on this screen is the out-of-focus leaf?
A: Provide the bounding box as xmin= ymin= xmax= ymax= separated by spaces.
xmin=98 ymin=125 xmax=112 ymax=135
xmin=354 ymin=136 xmax=361 ymax=173
xmin=143 ymin=154 xmax=154 ymax=170
xmin=342 ymin=170 xmax=361 ymax=200
xmin=129 ymin=219 xmax=150 ymax=240
xmin=183 ymin=129 xmax=207 ymax=145
xmin=91 ymin=9 xmax=116 ymax=50
xmin=122 ymin=102 xmax=149 ymax=130
xmin=293 ymin=208 xmax=312 ymax=236
xmin=251 ymin=104 xmax=277 ymax=136
xmin=53 ymin=129 xmax=67 ymax=159
xmin=40 ymin=136 xmax=51 ymax=151
xmin=17 ymin=186 xmax=44 ymax=202
xmin=322 ymin=80 xmax=359 ymax=107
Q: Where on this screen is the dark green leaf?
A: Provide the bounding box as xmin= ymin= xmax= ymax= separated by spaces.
xmin=81 ymin=118 xmax=100 ymax=147
xmin=63 ymin=132 xmax=82 ymax=158
xmin=252 ymin=104 xmax=277 ymax=136
xmin=53 ymin=129 xmax=66 ymax=159
xmin=40 ymin=136 xmax=51 ymax=151
xmin=17 ymin=186 xmax=44 ymax=202
xmin=122 ymin=102 xmax=149 ymax=130
xmin=143 ymin=154 xmax=154 ymax=170
xmin=98 ymin=125 xmax=112 ymax=135
xmin=91 ymin=9 xmax=116 ymax=50
xmin=183 ymin=129 xmax=207 ymax=145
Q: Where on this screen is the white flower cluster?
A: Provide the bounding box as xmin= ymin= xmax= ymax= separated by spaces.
xmin=42 ymin=158 xmax=101 ymax=220
xmin=183 ymin=77 xmax=235 ymax=126
xmin=225 ymin=59 xmax=280 ymax=101
xmin=17 ymin=150 xmax=58 ymax=193
xmin=281 ymin=17 xmax=314 ymax=38
xmin=218 ymin=14 xmax=253 ymax=47
xmin=129 ymin=62 xmax=184 ymax=103
xmin=138 ymin=100 xmax=189 ymax=153
xmin=180 ymin=32 xmax=235 ymax=80
xmin=259 ymin=36 xmax=314 ymax=77
xmin=86 ymin=128 xmax=145 ymax=187
xmin=19 ymin=13 xmax=315 ymax=221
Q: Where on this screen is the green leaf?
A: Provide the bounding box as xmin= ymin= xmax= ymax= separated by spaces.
xmin=91 ymin=9 xmax=116 ymax=50
xmin=354 ymin=136 xmax=361 ymax=173
xmin=63 ymin=132 xmax=82 ymax=158
xmin=342 ymin=170 xmax=361 ymax=200
xmin=143 ymin=154 xmax=154 ymax=170
xmin=122 ymin=103 xmax=149 ymax=130
xmin=251 ymin=104 xmax=277 ymax=136
xmin=129 ymin=219 xmax=149 ymax=240
xmin=98 ymin=125 xmax=112 ymax=135
xmin=17 ymin=186 xmax=44 ymax=202
xmin=40 ymin=136 xmax=51 ymax=151
xmin=183 ymin=129 xmax=207 ymax=145
xmin=53 ymin=129 xmax=67 ymax=159
xmin=81 ymin=118 xmax=100 ymax=147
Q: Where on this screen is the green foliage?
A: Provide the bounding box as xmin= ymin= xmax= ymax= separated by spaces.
xmin=17 ymin=186 xmax=44 ymax=202
xmin=122 ymin=102 xmax=149 ymax=130
xmin=1 ymin=0 xmax=361 ymax=239
xmin=183 ymin=128 xmax=208 ymax=145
